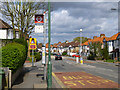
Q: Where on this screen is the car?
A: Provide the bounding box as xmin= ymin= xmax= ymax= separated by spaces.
xmin=52 ymin=53 xmax=58 ymax=56
xmin=55 ymin=54 xmax=62 ymax=60
xmin=72 ymin=54 xmax=81 ymax=58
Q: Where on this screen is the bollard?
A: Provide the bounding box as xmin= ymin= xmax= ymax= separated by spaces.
xmin=76 ymin=56 xmax=79 ymax=63
xmin=80 ymin=57 xmax=83 ymax=64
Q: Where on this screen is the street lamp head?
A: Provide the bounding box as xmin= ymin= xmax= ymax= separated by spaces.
xmin=111 ymin=8 xmax=117 ymax=10
xmin=80 ymin=29 xmax=82 ymax=32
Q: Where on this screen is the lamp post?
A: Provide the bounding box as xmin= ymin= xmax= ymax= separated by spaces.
xmin=80 ymin=29 xmax=83 ymax=64
xmin=47 ymin=0 xmax=52 ymax=88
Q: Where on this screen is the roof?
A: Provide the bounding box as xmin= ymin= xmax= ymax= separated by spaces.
xmin=37 ymin=43 xmax=43 ymax=48
xmin=82 ymin=35 xmax=108 ymax=46
xmin=107 ymin=32 xmax=120 ymax=41
xmin=46 ymin=43 xmax=53 ymax=48
xmin=0 ymin=19 xmax=12 ymax=29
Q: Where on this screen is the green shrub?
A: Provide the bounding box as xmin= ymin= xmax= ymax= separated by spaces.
xmin=62 ymin=51 xmax=67 ymax=56
xmin=35 ymin=52 xmax=42 ymax=62
xmin=2 ymin=43 xmax=27 ymax=73
xmin=87 ymin=55 xmax=95 ymax=60
xmin=27 ymin=57 xmax=36 ymax=62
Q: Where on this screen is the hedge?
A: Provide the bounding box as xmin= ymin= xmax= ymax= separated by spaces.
xmin=62 ymin=51 xmax=67 ymax=56
xmin=2 ymin=43 xmax=27 ymax=73
xmin=35 ymin=52 xmax=42 ymax=62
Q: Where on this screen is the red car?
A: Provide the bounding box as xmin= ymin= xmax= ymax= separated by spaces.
xmin=72 ymin=54 xmax=81 ymax=57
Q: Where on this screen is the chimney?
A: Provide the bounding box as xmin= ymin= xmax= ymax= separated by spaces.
xmin=65 ymin=40 xmax=69 ymax=43
xmin=100 ymin=34 xmax=105 ymax=38
xmin=93 ymin=36 xmax=97 ymax=39
xmin=88 ymin=38 xmax=91 ymax=40
xmin=58 ymin=42 xmax=61 ymax=44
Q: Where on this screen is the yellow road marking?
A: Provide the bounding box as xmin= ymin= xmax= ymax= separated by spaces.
xmin=75 ymin=80 xmax=85 ymax=86
xmin=64 ymin=81 xmax=77 ymax=86
xmin=52 ymin=72 xmax=70 ymax=88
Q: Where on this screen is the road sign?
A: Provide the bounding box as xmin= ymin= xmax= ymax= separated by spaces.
xmin=35 ymin=14 xmax=44 ymax=23
xmin=42 ymin=46 xmax=46 ymax=64
xmin=29 ymin=38 xmax=37 ymax=50
xmin=35 ymin=25 xmax=44 ymax=33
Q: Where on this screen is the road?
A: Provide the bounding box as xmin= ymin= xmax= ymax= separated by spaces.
xmin=52 ymin=56 xmax=119 ymax=88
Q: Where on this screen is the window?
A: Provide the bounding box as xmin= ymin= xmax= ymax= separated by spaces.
xmin=16 ymin=32 xmax=19 ymax=39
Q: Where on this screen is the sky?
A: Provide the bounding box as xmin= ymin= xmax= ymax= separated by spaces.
xmin=31 ymin=1 xmax=119 ymax=44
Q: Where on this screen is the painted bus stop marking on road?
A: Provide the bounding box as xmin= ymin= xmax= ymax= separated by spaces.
xmin=54 ymin=72 xmax=119 ymax=88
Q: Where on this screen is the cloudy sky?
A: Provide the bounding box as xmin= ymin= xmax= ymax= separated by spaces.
xmin=31 ymin=1 xmax=118 ymax=44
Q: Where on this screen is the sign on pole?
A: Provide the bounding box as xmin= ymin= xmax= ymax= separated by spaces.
xmin=29 ymin=38 xmax=37 ymax=50
xmin=42 ymin=46 xmax=46 ymax=64
xmin=35 ymin=14 xmax=44 ymax=23
xmin=35 ymin=25 xmax=44 ymax=33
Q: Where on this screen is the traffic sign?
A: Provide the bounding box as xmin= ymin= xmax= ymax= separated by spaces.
xmin=29 ymin=38 xmax=37 ymax=50
xmin=35 ymin=25 xmax=44 ymax=33
xmin=35 ymin=14 xmax=44 ymax=23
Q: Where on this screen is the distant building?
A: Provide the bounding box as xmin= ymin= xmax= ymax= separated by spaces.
xmin=0 ymin=19 xmax=19 ymax=39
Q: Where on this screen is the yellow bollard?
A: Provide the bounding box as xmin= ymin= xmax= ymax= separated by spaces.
xmin=80 ymin=57 xmax=83 ymax=64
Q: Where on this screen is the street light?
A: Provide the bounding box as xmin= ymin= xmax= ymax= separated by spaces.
xmin=80 ymin=29 xmax=83 ymax=64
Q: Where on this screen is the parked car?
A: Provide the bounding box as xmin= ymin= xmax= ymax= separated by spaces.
xmin=52 ymin=53 xmax=58 ymax=56
xmin=72 ymin=54 xmax=81 ymax=57
xmin=55 ymin=54 xmax=62 ymax=60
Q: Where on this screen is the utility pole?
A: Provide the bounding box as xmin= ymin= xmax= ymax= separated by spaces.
xmin=47 ymin=0 xmax=52 ymax=88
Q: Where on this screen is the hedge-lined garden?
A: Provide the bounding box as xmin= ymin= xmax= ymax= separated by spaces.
xmin=1 ymin=39 xmax=28 ymax=73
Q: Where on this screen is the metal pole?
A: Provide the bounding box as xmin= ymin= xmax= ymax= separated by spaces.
xmin=47 ymin=0 xmax=52 ymax=88
xmin=80 ymin=29 xmax=83 ymax=64
xmin=32 ymin=50 xmax=34 ymax=66
xmin=0 ymin=40 xmax=2 ymax=89
xmin=43 ymin=12 xmax=46 ymax=81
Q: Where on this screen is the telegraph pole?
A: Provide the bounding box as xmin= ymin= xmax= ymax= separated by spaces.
xmin=47 ymin=0 xmax=52 ymax=88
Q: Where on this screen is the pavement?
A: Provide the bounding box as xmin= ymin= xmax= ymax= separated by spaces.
xmin=12 ymin=60 xmax=47 ymax=89
xmin=64 ymin=56 xmax=120 ymax=66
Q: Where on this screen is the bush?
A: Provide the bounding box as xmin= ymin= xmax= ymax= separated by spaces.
xmin=2 ymin=43 xmax=27 ymax=73
xmin=35 ymin=52 xmax=42 ymax=62
xmin=87 ymin=51 xmax=95 ymax=60
xmin=62 ymin=51 xmax=67 ymax=56
xmin=87 ymin=55 xmax=95 ymax=60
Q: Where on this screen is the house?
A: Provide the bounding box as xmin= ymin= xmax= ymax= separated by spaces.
xmin=82 ymin=34 xmax=108 ymax=57
xmin=0 ymin=19 xmax=19 ymax=39
xmin=103 ymin=32 xmax=120 ymax=60
xmin=37 ymin=43 xmax=43 ymax=52
xmin=46 ymin=43 xmax=53 ymax=53
xmin=82 ymin=38 xmax=92 ymax=56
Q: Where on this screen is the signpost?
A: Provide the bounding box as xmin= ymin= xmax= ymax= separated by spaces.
xmin=29 ymin=38 xmax=37 ymax=66
xmin=35 ymin=12 xmax=47 ymax=80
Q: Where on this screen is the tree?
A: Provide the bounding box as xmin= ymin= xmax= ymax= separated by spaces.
xmin=73 ymin=37 xmax=88 ymax=43
xmin=0 ymin=1 xmax=46 ymax=39
xmin=88 ymin=41 xmax=102 ymax=60
xmin=102 ymin=42 xmax=109 ymax=60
